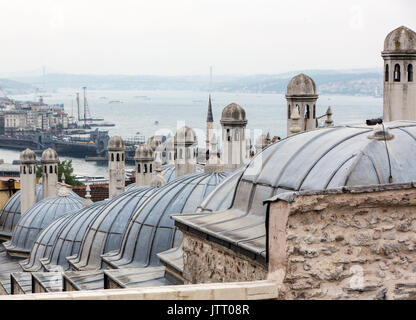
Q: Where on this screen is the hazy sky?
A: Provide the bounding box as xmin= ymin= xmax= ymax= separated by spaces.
xmin=1 ymin=0 xmax=415 ymax=75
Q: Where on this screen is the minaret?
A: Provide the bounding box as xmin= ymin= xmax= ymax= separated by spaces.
xmin=108 ymin=136 xmax=125 ymax=199
xmin=382 ymin=26 xmax=416 ymax=121
xmin=41 ymin=148 xmax=59 ymax=199
xmin=174 ymin=126 xmax=197 ymax=178
xmin=134 ymin=143 xmax=154 ymax=187
xmin=220 ymin=103 xmax=248 ymax=172
xmin=205 ymin=94 xmax=214 ymax=161
xmin=286 ymin=74 xmax=318 ymax=136
xmin=20 ymin=149 xmax=37 ymax=214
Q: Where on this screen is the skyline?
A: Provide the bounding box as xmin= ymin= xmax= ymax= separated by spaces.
xmin=0 ymin=0 xmax=415 ymax=76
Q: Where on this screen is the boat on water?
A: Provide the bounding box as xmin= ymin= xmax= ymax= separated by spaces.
xmin=109 ymin=100 xmax=123 ymax=104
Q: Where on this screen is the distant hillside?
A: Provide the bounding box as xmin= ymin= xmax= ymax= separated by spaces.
xmin=10 ymin=69 xmax=383 ymax=96
xmin=0 ymin=78 xmax=32 ymax=94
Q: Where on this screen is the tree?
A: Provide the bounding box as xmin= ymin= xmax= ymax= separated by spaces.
xmin=36 ymin=159 xmax=83 ymax=186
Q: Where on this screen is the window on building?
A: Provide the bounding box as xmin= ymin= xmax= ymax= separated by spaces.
xmin=288 ymin=105 xmax=291 ymax=119
xmin=111 ymin=153 xmax=114 ymax=161
xmin=150 ymin=164 xmax=152 ymax=173
xmin=116 ymin=153 xmax=120 ymax=161
xmin=29 ymin=166 xmax=32 ymax=174
xmin=409 ymin=64 xmax=414 ymax=82
xmin=227 ymin=129 xmax=231 ymax=141
xmin=50 ymin=165 xmax=53 ymax=174
xmin=385 ymin=64 xmax=389 ymax=82
xmin=137 ymin=164 xmax=141 ymax=173
xmin=394 ymin=64 xmax=401 ymax=82
xmin=313 ymin=105 xmax=316 ymax=119
xmin=122 ymin=153 xmax=124 ymax=161
xmin=144 ymin=164 xmax=147 ymax=173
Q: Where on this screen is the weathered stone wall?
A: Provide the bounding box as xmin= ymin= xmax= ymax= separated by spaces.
xmin=182 ymin=231 xmax=267 ymax=284
xmin=268 ymin=184 xmax=416 ymax=300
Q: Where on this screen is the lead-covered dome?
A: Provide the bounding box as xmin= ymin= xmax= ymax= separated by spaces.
xmin=41 ymin=148 xmax=59 ymax=163
xmin=19 ymin=212 xmax=74 ymax=272
xmin=108 ymin=136 xmax=125 ymax=151
xmin=384 ymin=26 xmax=416 ymax=53
xmin=220 ymin=103 xmax=247 ymax=124
xmin=65 ymin=187 xmax=157 ymax=271
xmin=179 ymin=121 xmax=416 ymax=260
xmin=286 ymin=73 xmax=317 ymax=96
xmin=3 ymin=189 xmax=83 ymax=256
xmin=102 ymin=171 xmax=229 ymax=269
xmin=0 ymin=185 xmax=77 ymax=241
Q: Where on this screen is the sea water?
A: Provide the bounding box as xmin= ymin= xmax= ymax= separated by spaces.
xmin=1 ymin=89 xmax=382 ymax=177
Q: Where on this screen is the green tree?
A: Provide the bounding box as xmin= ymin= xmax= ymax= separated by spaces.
xmin=36 ymin=159 xmax=83 ymax=186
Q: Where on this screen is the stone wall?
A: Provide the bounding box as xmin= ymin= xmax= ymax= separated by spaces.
xmin=268 ymin=183 xmax=416 ymax=300
xmin=182 ymin=231 xmax=268 ymax=284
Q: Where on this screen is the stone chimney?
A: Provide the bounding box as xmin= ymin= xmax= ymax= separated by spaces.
xmin=134 ymin=143 xmax=154 ymax=187
xmin=174 ymin=126 xmax=197 ymax=178
xmin=108 ymin=136 xmax=125 ymax=199
xmin=20 ymin=149 xmax=37 ymax=214
xmin=41 ymin=148 xmax=59 ymax=199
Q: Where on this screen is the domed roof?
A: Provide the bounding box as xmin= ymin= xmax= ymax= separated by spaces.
xmin=179 ymin=121 xmax=416 ymax=259
xmin=384 ymin=26 xmax=416 ymax=53
xmin=108 ymin=136 xmax=125 ymax=151
xmin=174 ymin=126 xmax=197 ymax=145
xmin=41 ymin=148 xmax=59 ymax=163
xmin=3 ymin=192 xmax=83 ymax=256
xmin=20 ymin=149 xmax=36 ymax=163
xmin=0 ymin=185 xmax=77 ymax=241
xmin=39 ymin=201 xmax=107 ymax=271
xmin=220 ymin=103 xmax=247 ymax=124
xmin=19 ymin=212 xmax=74 ymax=272
xmin=134 ymin=144 xmax=154 ymax=161
xmin=65 ymin=187 xmax=157 ymax=271
xmin=197 ymin=167 xmax=244 ymax=213
xmin=147 ymin=136 xmax=162 ymax=151
xmin=286 ymin=73 xmax=317 ymax=96
xmin=101 ymin=171 xmax=229 ymax=269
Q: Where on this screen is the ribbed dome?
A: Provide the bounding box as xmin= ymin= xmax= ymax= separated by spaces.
xmin=174 ymin=126 xmax=197 ymax=145
xmin=41 ymin=148 xmax=59 ymax=163
xmin=183 ymin=121 xmax=416 ymax=259
xmin=19 ymin=212 xmax=74 ymax=272
xmin=65 ymin=187 xmax=157 ymax=271
xmin=108 ymin=136 xmax=125 ymax=151
xmin=286 ymin=73 xmax=317 ymax=96
xmin=384 ymin=26 xmax=416 ymax=52
xmin=3 ymin=191 xmax=83 ymax=256
xmin=220 ymin=103 xmax=247 ymax=124
xmin=20 ymin=149 xmax=36 ymax=163
xmin=40 ymin=201 xmax=107 ymax=271
xmin=102 ymin=171 xmax=229 ymax=269
xmin=0 ymin=185 xmax=77 ymax=241
xmin=134 ymin=144 xmax=154 ymax=161
xmin=197 ymin=167 xmax=244 ymax=213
